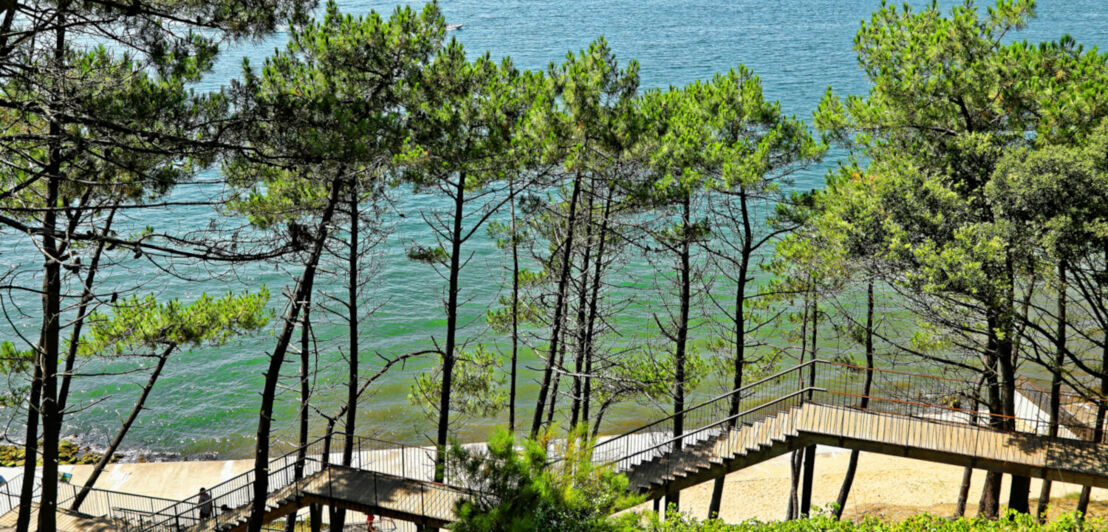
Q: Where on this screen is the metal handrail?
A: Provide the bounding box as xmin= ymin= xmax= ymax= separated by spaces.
xmin=58 ymin=483 xmax=180 ymax=511
xmin=810 ymin=360 xmax=1108 ymax=444
xmin=817 ymin=359 xmax=1097 ymax=403
xmin=141 ymin=436 xmax=333 ymax=531
xmin=588 ymin=360 xmax=817 ymax=455
xmin=607 ymin=387 xmax=824 ymax=469
xmin=139 ymin=433 xmax=474 ymax=531
xmin=0 ymin=473 xmax=37 ymax=517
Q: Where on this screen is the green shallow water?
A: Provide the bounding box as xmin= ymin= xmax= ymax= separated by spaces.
xmin=1 ymin=0 xmax=1105 ymax=459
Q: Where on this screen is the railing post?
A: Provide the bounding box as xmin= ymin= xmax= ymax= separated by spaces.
xmin=807 ymin=360 xmax=817 ymax=401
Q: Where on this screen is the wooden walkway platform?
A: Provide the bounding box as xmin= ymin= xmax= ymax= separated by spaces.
xmin=623 ymin=402 xmax=1108 ymax=498
xmin=10 ymin=360 xmax=1108 ymax=530
xmin=0 ymin=504 xmax=120 ymax=531
xmin=199 ymin=403 xmax=1108 ymax=530
xmin=160 ymin=467 xmax=465 ymax=532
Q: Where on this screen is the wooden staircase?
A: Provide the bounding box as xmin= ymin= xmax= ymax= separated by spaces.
xmin=624 ymin=409 xmax=800 ymax=496
xmin=615 ymin=400 xmax=1108 ymax=501
xmin=189 ymin=471 xmax=317 ymax=532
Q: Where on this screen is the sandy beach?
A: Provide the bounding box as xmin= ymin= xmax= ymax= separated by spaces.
xmin=655 ymin=447 xmax=1108 ymax=523
xmin=11 ymin=444 xmax=1098 ymax=529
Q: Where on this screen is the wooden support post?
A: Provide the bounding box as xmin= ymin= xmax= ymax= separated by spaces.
xmin=309 ymin=503 xmax=322 ymax=532
xmin=800 ymin=445 xmax=816 ymax=517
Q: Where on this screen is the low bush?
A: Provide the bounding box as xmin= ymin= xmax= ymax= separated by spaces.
xmin=642 ymin=508 xmax=1103 ymax=531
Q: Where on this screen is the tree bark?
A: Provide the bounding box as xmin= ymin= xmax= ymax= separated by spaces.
xmin=582 ymin=186 xmax=614 ymax=427
xmin=508 ymin=179 xmax=520 ymax=433
xmin=832 ymin=280 xmax=875 ymax=520
xmin=531 ymin=169 xmax=584 ymax=437
xmin=545 ymin=331 xmax=568 ymax=427
xmin=434 ymin=171 xmax=468 ymax=482
xmin=15 ymin=354 xmax=42 ymax=532
xmin=33 ymin=14 xmax=67 ymax=531
xmin=1077 ymin=248 xmax=1108 ymax=519
xmin=998 ymin=256 xmax=1030 ymax=515
xmin=286 ymin=292 xmax=313 ymax=532
xmin=668 ymin=192 xmax=693 ymax=511
xmin=331 ymin=185 xmax=360 ymax=530
xmin=569 ymin=188 xmax=595 ymax=430
xmin=799 ymin=446 xmax=815 ymax=517
xmin=999 ymin=326 xmax=1029 ymax=514
xmin=977 ymin=311 xmax=1003 ymax=520
xmin=798 ymin=286 xmax=818 ymax=516
xmin=1036 ymin=262 xmax=1066 ymax=522
xmin=71 ymin=344 xmax=173 ymax=512
xmin=786 ymin=449 xmax=801 ymax=520
xmin=786 ymin=284 xmax=812 ymax=522
xmin=955 ymin=466 xmax=973 ymax=517
xmin=708 ymin=187 xmax=753 ymax=518
xmin=247 ymin=179 xmax=340 ymax=532
xmin=58 ymin=205 xmax=117 ymax=413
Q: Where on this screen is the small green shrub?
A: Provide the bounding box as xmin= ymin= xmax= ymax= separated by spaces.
xmin=448 ymin=426 xmax=643 ymax=532
xmin=641 ymin=508 xmax=1105 ymax=531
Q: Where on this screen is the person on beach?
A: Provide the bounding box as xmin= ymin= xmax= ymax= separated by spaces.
xmin=198 ymin=487 xmax=213 ymax=519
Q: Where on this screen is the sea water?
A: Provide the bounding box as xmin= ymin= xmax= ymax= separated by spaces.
xmin=0 ymin=0 xmax=1105 ymax=459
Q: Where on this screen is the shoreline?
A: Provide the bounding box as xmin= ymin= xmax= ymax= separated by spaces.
xmin=10 ymin=443 xmax=1103 ymax=525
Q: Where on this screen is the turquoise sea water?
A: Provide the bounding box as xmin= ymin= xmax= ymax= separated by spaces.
xmin=1 ymin=1 xmax=1106 ymax=459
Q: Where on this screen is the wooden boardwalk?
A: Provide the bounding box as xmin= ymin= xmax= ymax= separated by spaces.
xmin=624 ymin=402 xmax=1108 ymax=498
xmin=800 ymin=403 xmax=1108 ymax=489
xmin=0 ymin=504 xmax=120 ymax=531
xmin=218 ymin=404 xmax=1108 ymax=529
xmin=10 ymin=361 xmax=1108 ymax=530
xmin=151 ymin=467 xmax=465 ymax=532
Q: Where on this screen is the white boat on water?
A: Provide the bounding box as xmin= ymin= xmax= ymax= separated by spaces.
xmin=446 ymin=23 xmax=463 ymax=31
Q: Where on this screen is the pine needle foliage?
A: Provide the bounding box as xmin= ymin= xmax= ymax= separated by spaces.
xmin=448 ymin=426 xmax=643 ymax=532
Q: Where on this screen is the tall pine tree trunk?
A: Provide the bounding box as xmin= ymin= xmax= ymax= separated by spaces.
xmin=955 ymin=466 xmax=973 ymax=517
xmin=582 ymin=186 xmax=614 ymax=427
xmin=15 ymin=358 xmax=41 ymax=532
xmin=832 ymin=280 xmax=875 ymax=520
xmin=31 ymin=15 xmax=67 ymax=531
xmin=247 ymin=179 xmax=340 ymax=532
xmin=978 ymin=315 xmax=1003 ymax=520
xmin=532 ymin=169 xmax=584 ymax=437
xmin=1036 ymin=262 xmax=1066 ymax=521
xmin=508 ymin=180 xmax=520 ymax=433
xmin=799 ymin=289 xmax=818 ymax=518
xmin=1000 ymin=257 xmax=1031 ymax=515
xmin=956 ymin=379 xmax=983 ymax=518
xmin=570 ymin=189 xmax=596 ymax=430
xmin=786 ymin=283 xmax=812 ymax=521
xmin=1000 ymin=330 xmax=1029 ymax=514
xmin=285 ymin=299 xmax=312 ymax=532
xmin=1077 ymin=248 xmax=1108 ymax=519
xmin=786 ymin=448 xmax=802 ymax=520
xmin=435 ymin=172 xmax=467 ymax=482
xmin=58 ymin=205 xmax=117 ymax=413
xmin=708 ymin=188 xmax=753 ymax=518
xmin=72 ymin=345 xmax=173 ymax=511
xmin=546 ymin=334 xmax=568 ymax=427
xmin=667 ymin=192 xmax=693 ymax=511
xmin=331 ymin=186 xmax=360 ymax=530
